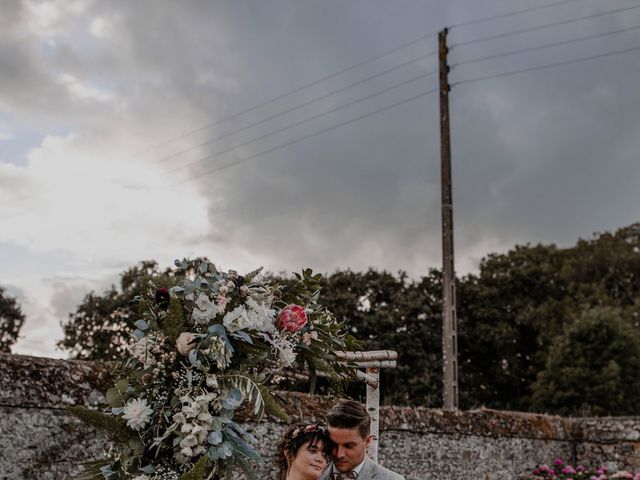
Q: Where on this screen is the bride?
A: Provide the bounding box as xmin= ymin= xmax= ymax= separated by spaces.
xmin=275 ymin=423 xmax=330 ymax=480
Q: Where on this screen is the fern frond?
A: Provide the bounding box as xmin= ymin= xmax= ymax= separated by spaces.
xmin=72 ymin=459 xmax=112 ymax=480
xmin=163 ymin=298 xmax=184 ymax=340
xmin=222 ymin=374 xmax=265 ymax=420
xmin=178 ymin=455 xmax=209 ymax=480
xmin=68 ymin=406 xmax=134 ymax=443
xmin=236 ymin=456 xmax=259 ymax=480
xmin=243 ymin=267 xmax=264 ymax=283
xmin=256 ymin=383 xmax=289 ymax=422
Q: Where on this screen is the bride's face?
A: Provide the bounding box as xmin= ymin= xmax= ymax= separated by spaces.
xmin=288 ymin=440 xmax=328 ymax=479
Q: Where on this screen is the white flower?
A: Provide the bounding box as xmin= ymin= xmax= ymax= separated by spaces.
xmin=222 ymin=300 xmax=276 ymax=333
xmin=180 ymin=446 xmax=194 ymax=458
xmin=248 ymin=284 xmax=273 ymax=306
xmin=191 ymin=424 xmax=208 ymax=443
xmin=205 ymin=374 xmax=218 ymax=389
xmin=132 ymin=476 xmax=149 ymax=480
xmin=222 ymin=305 xmax=245 ymax=332
xmin=173 ymin=412 xmax=187 ymax=424
xmin=122 ymin=398 xmax=153 ymax=430
xmin=195 ymin=392 xmax=216 ymax=407
xmin=176 ymin=332 xmax=197 ymax=356
xmin=205 ymin=338 xmax=233 ymax=369
xmin=197 ymin=411 xmax=214 ymax=425
xmin=180 ymin=434 xmax=199 ymax=448
xmin=278 ymin=344 xmax=297 ymax=367
xmin=182 ymin=399 xmax=200 ymax=418
xmin=302 ymin=330 xmax=319 ymax=346
xmin=245 ymin=298 xmax=276 ymax=332
xmin=193 ymin=445 xmax=206 ymax=456
xmin=128 ymin=337 xmax=157 ymax=367
xmin=192 ymin=293 xmax=219 ymax=324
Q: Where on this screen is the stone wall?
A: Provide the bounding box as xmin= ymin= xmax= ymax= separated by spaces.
xmin=1 ymin=353 xmax=639 ymax=479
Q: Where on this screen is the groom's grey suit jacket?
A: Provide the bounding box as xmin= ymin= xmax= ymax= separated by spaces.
xmin=319 ymin=456 xmax=405 ymax=480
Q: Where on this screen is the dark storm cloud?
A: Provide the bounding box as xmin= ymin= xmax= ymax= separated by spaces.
xmin=6 ymin=0 xmax=640 ymax=278
xmin=145 ymin=0 xmax=639 ymax=274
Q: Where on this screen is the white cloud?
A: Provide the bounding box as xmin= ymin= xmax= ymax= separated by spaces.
xmin=24 ymin=0 xmax=89 ymax=38
xmin=2 ymin=131 xmax=210 ymax=258
xmin=88 ymin=16 xmax=113 ymax=39
xmin=57 ymin=72 xmax=115 ymax=103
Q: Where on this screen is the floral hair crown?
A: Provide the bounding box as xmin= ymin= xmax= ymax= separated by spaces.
xmin=290 ymin=423 xmax=327 ymax=441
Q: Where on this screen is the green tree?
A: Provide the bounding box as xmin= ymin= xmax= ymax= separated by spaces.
xmin=58 ymin=261 xmax=162 ymax=360
xmin=55 ymin=222 xmax=640 ymax=413
xmin=0 ymin=286 xmax=26 ymax=353
xmin=316 ymin=268 xmax=443 ymax=406
xmin=457 ymin=243 xmax=571 ymax=410
xmin=530 ymin=307 xmax=640 ymax=416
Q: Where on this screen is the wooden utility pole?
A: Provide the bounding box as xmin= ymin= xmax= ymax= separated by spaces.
xmin=439 ymin=27 xmax=459 ymax=410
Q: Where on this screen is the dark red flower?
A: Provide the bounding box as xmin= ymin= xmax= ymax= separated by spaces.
xmin=155 ymin=288 xmax=170 ymax=309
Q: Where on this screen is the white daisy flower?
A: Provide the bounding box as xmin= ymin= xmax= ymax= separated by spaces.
xmin=122 ymin=398 xmax=153 ymax=430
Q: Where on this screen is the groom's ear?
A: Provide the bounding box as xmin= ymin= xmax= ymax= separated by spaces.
xmin=364 ymin=434 xmax=372 ymax=449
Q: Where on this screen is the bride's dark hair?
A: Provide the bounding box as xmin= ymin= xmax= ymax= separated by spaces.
xmin=275 ymin=423 xmax=331 ymax=479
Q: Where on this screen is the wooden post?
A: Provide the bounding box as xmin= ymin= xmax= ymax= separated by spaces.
xmin=439 ymin=27 xmax=459 ymax=410
xmin=290 ymin=350 xmax=397 ymax=464
xmin=365 ymin=367 xmax=380 ymax=463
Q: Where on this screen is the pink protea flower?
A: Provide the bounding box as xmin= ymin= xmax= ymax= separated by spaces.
xmin=563 ymin=466 xmax=577 ymax=475
xmin=554 ymin=458 xmax=565 ymax=466
xmin=277 ymin=304 xmax=308 ymax=332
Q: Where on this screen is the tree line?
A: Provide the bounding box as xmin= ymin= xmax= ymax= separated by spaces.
xmin=3 ymin=223 xmax=640 ymax=416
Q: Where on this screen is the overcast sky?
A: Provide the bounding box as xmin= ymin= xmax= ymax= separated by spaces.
xmin=2 ymin=0 xmax=639 ymax=358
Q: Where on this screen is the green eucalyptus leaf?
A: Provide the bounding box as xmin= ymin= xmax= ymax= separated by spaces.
xmin=134 ymin=319 xmax=149 ymax=331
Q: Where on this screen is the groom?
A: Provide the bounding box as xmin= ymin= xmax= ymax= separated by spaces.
xmin=320 ymin=400 xmax=405 ymax=480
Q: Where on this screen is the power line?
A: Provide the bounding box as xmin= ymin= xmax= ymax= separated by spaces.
xmin=453 ymin=43 xmax=640 ymax=86
xmin=135 ymin=35 xmax=439 ymax=157
xmin=155 ymin=51 xmax=437 ymax=165
xmin=451 ymin=0 xmax=587 ymax=29
xmin=133 ymin=0 xmax=609 ymax=158
xmin=451 ymin=4 xmax=640 ymax=48
xmin=452 ymin=23 xmax=640 ymax=67
xmin=169 ymin=88 xmax=439 ymax=187
xmin=166 ymin=69 xmax=437 ymax=174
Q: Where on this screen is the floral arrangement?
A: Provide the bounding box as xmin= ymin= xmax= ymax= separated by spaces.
xmin=523 ymin=458 xmax=640 ymax=480
xmin=71 ymin=259 xmax=358 ymax=480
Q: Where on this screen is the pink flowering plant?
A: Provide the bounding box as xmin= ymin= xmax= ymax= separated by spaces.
xmin=70 ymin=259 xmax=358 ymax=480
xmin=522 ymin=458 xmax=640 ymax=480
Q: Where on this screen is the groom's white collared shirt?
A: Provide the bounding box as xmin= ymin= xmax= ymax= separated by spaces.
xmin=332 ymin=458 xmax=366 ymax=479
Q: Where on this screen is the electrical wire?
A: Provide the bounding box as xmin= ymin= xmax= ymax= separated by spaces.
xmin=165 ymin=70 xmax=437 ymax=174
xmin=450 ymin=0 xmax=588 ymax=29
xmin=452 ymin=23 xmax=640 ymax=67
xmin=169 ymin=88 xmax=439 ymax=186
xmin=451 ymin=4 xmax=640 ymax=48
xmin=133 ymin=0 xmax=609 ymax=157
xmin=154 ymin=51 xmax=437 ymax=165
xmin=453 ymin=43 xmax=640 ymax=85
xmin=134 ymin=34 xmax=439 ymax=157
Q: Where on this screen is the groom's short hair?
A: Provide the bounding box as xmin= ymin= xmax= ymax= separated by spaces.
xmin=326 ymin=400 xmax=371 ymax=439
